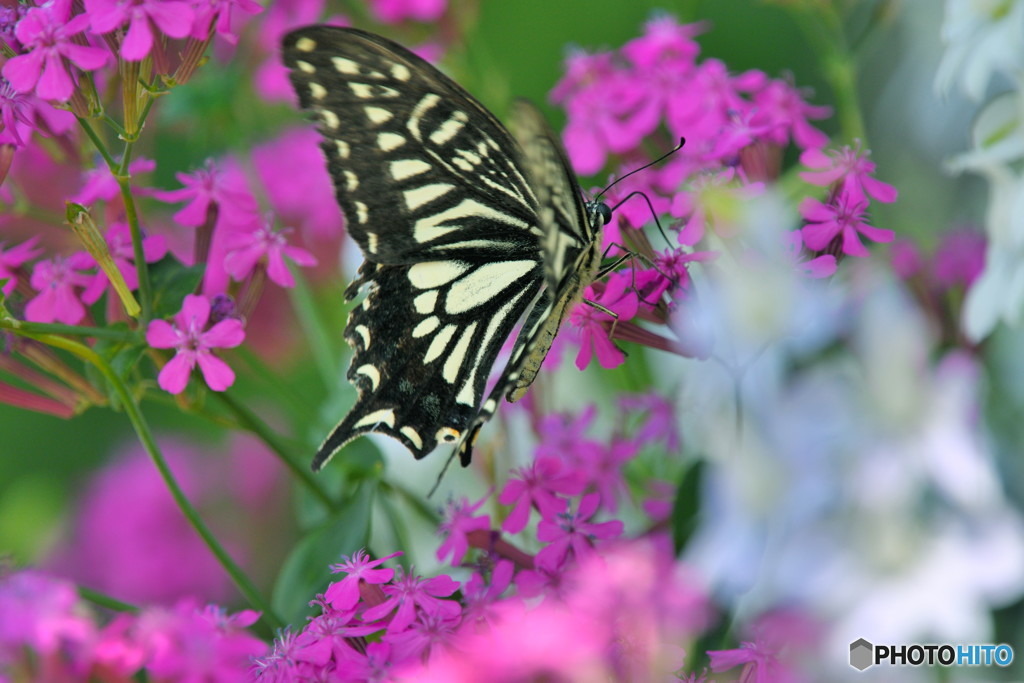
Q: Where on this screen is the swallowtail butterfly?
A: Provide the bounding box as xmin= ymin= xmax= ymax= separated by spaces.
xmin=283 ymin=26 xmax=611 ymax=470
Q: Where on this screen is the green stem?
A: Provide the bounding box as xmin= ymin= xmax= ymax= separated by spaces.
xmin=287 ymin=265 xmax=339 ymax=386
xmin=789 ymin=4 xmax=867 ymax=144
xmin=78 ymin=586 xmax=139 ymax=613
xmin=213 ymin=391 xmax=338 ymax=512
xmin=11 ymin=329 xmax=285 ymax=632
xmin=14 ymin=321 xmax=135 ymax=340
xmin=115 ymin=176 xmax=153 ymax=323
xmin=76 ymin=116 xmax=116 ymax=170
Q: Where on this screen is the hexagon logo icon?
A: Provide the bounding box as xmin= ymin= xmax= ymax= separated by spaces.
xmin=850 ymin=638 xmax=874 ymax=671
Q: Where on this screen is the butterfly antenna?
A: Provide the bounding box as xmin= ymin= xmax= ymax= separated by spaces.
xmin=594 ymin=137 xmax=686 ymax=203
xmin=609 ymin=190 xmax=673 ymax=247
xmin=428 ymin=450 xmax=458 ymax=498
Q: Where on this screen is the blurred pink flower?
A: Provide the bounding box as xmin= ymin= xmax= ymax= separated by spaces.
xmin=154 ymin=157 xmax=260 ymax=229
xmin=190 ymin=0 xmax=263 ymax=44
xmin=890 ymin=237 xmax=924 ymax=280
xmin=252 ymin=128 xmax=345 ymax=240
xmin=146 ymin=293 xmax=245 ymax=394
xmin=222 ymin=214 xmax=317 ymax=288
xmin=934 ymin=228 xmax=985 ymax=289
xmin=622 ymin=14 xmax=704 ymax=70
xmin=751 ymin=79 xmax=831 ymax=150
xmin=784 ymin=229 xmax=836 ymax=278
xmin=0 ymin=236 xmax=41 ymax=295
xmin=436 ymin=494 xmax=491 ymax=566
xmin=87 ymin=0 xmax=195 ymax=61
xmin=0 ymin=570 xmax=95 ymax=667
xmin=2 ymin=0 xmax=108 ymax=101
xmin=72 ymin=156 xmax=156 ymax=205
xmin=25 ymin=253 xmax=94 ymax=324
xmin=46 ymin=441 xmax=234 ymax=605
xmin=620 ymin=391 xmax=681 ymax=451
xmin=369 ymin=0 xmax=446 ymax=24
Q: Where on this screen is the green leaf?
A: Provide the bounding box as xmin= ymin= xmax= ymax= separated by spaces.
xmin=272 ymin=480 xmax=375 ymax=626
xmin=148 ymin=254 xmax=205 ymax=318
xmin=88 ymin=322 xmax=144 ymax=409
xmin=671 ymin=458 xmax=706 ymax=556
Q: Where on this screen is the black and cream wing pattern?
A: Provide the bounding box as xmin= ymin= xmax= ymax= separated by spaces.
xmin=282 ymin=26 xmax=606 ymax=470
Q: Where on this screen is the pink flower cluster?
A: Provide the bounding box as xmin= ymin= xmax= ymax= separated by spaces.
xmin=0 ymin=570 xmax=265 ymax=682
xmin=551 ymin=16 xmax=899 ymax=369
xmin=253 ymin=398 xmax=729 ymax=681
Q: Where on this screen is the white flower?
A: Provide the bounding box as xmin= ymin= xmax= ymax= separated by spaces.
xmin=935 ymin=0 xmax=1024 ymax=101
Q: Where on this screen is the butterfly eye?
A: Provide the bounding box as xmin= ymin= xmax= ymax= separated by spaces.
xmin=595 ymin=202 xmax=613 ymax=225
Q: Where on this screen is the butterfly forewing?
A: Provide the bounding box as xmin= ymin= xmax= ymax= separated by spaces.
xmin=283 ymin=26 xmax=604 ymax=469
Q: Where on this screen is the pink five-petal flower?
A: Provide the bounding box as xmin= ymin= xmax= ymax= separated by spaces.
xmin=154 ymin=158 xmax=260 ymax=228
xmin=87 ymin=0 xmax=196 ymax=61
xmin=436 ymin=494 xmax=491 ymax=567
xmin=499 ymin=456 xmax=585 ymax=534
xmin=25 ymin=253 xmax=95 ymax=324
xmin=2 ymin=0 xmax=109 ymax=101
xmin=799 ymin=142 xmax=898 ymax=205
xmin=800 ymin=195 xmax=895 ymax=257
xmin=568 ymin=274 xmax=640 ymax=371
xmin=0 ymin=236 xmax=41 ymax=295
xmin=361 ymin=568 xmax=461 ymax=634
xmin=572 ymin=439 xmax=638 ymax=513
xmin=751 ymin=79 xmax=831 ymax=150
xmin=222 ymin=214 xmax=317 ymax=288
xmin=325 ymin=549 xmax=401 ymax=611
xmin=535 ymin=493 xmax=624 ymax=572
xmin=146 ymin=294 xmax=245 ymax=394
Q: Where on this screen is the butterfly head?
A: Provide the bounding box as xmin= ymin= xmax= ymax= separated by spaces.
xmin=587 ymin=200 xmax=613 ymax=227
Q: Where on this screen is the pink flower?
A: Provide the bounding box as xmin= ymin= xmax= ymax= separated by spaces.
xmin=72 ymin=156 xmax=156 ymax=205
xmin=222 ymin=214 xmax=317 ymax=288
xmin=462 ymin=560 xmax=514 ymax=626
xmin=708 ymin=610 xmax=817 ymax=683
xmin=87 ymin=0 xmax=196 ymax=61
xmin=800 ymin=194 xmax=895 ymax=257
xmin=436 ymin=494 xmax=491 ymax=566
xmin=361 ymin=568 xmax=461 ymax=634
xmin=933 ymin=228 xmax=985 ymax=290
xmin=620 ymin=392 xmax=681 ymax=450
xmin=799 ymin=142 xmax=898 ymax=206
xmin=2 ymin=0 xmax=109 ymax=101
xmin=382 ymin=610 xmax=460 ymax=662
xmin=567 ymin=274 xmax=640 ymax=370
xmin=751 ymin=79 xmax=831 ymax=150
xmin=784 ymin=230 xmax=836 ymax=278
xmin=325 ymin=549 xmax=400 ymax=611
xmin=25 ymin=253 xmax=95 ymax=324
xmin=139 ymin=602 xmax=266 ymax=682
xmin=146 ymin=293 xmax=245 ymax=394
xmin=191 ymin=0 xmax=263 ymax=44
xmin=0 ymin=236 xmax=41 ymax=295
xmin=622 ymin=15 xmax=704 ymax=70
xmin=80 ymin=222 xmax=168 ymax=304
xmin=0 ymin=570 xmax=95 ymax=659
xmin=890 ymin=238 xmax=923 ymax=280
xmin=154 ymin=158 xmax=260 ymax=228
xmin=369 ymin=0 xmax=446 ymax=25
xmin=499 ymin=456 xmax=585 ymax=534
xmin=46 ymin=441 xmax=236 ymax=604
xmin=252 ymin=128 xmax=345 ymax=240
xmin=535 ymin=493 xmax=624 ymax=571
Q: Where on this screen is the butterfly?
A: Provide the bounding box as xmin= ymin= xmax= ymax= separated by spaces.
xmin=282 ymin=26 xmax=610 ymax=470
